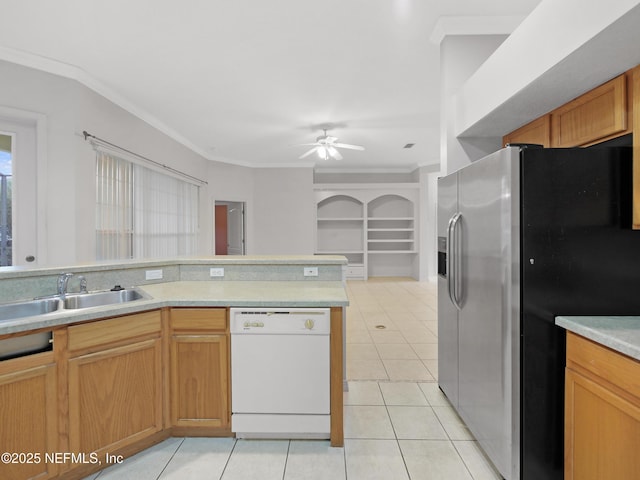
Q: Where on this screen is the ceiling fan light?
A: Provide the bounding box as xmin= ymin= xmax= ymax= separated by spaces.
xmin=327 ymin=146 xmax=338 ymax=158
xmin=317 ymin=146 xmax=327 ymax=159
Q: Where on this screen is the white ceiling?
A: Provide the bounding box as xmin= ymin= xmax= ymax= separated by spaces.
xmin=0 ymin=0 xmax=541 ymax=171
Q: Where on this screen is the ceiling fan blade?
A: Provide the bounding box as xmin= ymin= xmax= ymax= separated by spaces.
xmin=298 ymin=147 xmax=318 ymax=159
xmin=331 ymin=148 xmax=343 ymax=161
xmin=333 ymin=142 xmax=365 ymax=151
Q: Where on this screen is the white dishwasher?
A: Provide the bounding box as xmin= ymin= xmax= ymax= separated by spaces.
xmin=230 ymin=307 xmax=330 ymax=439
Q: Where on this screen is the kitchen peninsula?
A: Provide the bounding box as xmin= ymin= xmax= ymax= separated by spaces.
xmin=0 ymin=256 xmax=348 ymax=480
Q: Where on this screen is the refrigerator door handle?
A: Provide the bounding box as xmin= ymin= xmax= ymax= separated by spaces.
xmin=446 ymin=214 xmax=456 ymax=307
xmin=447 ymin=213 xmax=463 ymax=310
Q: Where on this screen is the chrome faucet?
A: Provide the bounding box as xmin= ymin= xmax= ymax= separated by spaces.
xmin=57 ymin=273 xmax=74 ymax=298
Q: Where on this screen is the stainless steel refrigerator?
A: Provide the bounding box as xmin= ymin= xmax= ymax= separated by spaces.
xmin=437 ymin=144 xmax=638 ymax=480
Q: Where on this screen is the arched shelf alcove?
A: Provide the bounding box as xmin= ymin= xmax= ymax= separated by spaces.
xmin=316 ymin=195 xmax=365 ymax=275
xmin=367 ymin=194 xmax=417 ymax=277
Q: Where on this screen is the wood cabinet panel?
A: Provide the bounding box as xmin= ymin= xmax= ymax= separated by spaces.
xmin=566 ymin=332 xmax=640 ymax=400
xmin=330 ymin=306 xmax=344 ymax=447
xmin=169 ymin=308 xmax=227 ymax=332
xmin=502 ymin=115 xmax=551 ymax=147
xmin=68 ymin=338 xmax=163 ymax=456
xmin=0 ymin=353 xmax=58 ymax=480
xmin=565 ymin=367 xmax=640 ymax=479
xmin=68 ymin=310 xmax=161 ymax=354
xmin=169 ymin=308 xmax=230 ymax=431
xmin=632 ymin=65 xmax=640 ymax=229
xmin=551 ymin=74 xmax=628 ymax=147
xmin=565 ymin=332 xmax=640 ymax=479
xmin=170 ymin=334 xmax=229 ymax=428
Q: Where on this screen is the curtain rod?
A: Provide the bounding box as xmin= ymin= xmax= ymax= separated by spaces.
xmin=82 ymin=130 xmax=208 ymax=185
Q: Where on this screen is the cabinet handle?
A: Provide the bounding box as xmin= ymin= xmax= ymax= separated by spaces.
xmin=447 ymin=213 xmax=462 ymax=310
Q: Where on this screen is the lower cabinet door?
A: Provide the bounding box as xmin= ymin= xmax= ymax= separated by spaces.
xmin=565 ymin=368 xmax=640 ymax=479
xmin=0 ymin=358 xmax=58 ymax=480
xmin=170 ymin=334 xmax=229 ymax=428
xmin=68 ymin=338 xmax=163 ymax=457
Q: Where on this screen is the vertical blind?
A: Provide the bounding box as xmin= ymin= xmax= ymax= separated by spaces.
xmin=96 ymin=151 xmax=199 ymax=260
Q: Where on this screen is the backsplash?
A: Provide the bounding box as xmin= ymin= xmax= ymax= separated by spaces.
xmin=0 ymin=257 xmax=346 ymax=304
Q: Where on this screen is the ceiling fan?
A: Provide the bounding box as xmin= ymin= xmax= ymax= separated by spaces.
xmin=297 ymin=129 xmax=364 ymax=161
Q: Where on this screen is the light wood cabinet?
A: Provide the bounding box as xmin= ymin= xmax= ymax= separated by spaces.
xmin=503 ymin=74 xmax=630 ymax=149
xmin=503 ymin=66 xmax=640 ymax=228
xmin=551 ymin=74 xmax=630 ymax=147
xmin=0 ymin=350 xmax=58 ymax=480
xmin=67 ymin=311 xmax=163 ymax=462
xmin=565 ymin=332 xmax=640 ymax=479
xmin=169 ymin=308 xmax=230 ymax=433
xmin=1 ymin=301 xmax=343 ymax=477
xmin=502 ymin=115 xmax=551 ymax=147
xmin=632 ymin=65 xmax=640 ymax=229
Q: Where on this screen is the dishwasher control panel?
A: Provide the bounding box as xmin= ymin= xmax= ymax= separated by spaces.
xmin=230 ymin=308 xmax=330 ymax=334
xmin=243 ymin=321 xmax=265 ymax=328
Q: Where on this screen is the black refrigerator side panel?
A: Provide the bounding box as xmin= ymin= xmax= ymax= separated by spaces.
xmin=520 ymin=147 xmax=639 ymax=480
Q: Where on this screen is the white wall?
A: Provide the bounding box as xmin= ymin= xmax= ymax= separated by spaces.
xmin=0 ymin=60 xmax=318 ymax=266
xmin=439 ymin=34 xmax=507 ymax=175
xmin=418 ymin=166 xmax=439 ymax=281
xmin=251 ymin=168 xmax=315 ymax=254
xmin=73 ymin=81 xmax=217 ymax=263
xmin=455 ymin=0 xmax=640 ymax=138
xmin=208 ymin=162 xmax=256 ymax=255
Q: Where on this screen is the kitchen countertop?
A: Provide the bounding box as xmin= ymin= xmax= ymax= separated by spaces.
xmin=0 ymin=280 xmax=349 ymax=336
xmin=556 ymin=316 xmax=640 ymax=361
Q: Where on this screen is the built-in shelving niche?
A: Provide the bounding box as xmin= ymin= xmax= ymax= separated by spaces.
xmin=315 ymin=188 xmax=419 ymax=280
xmin=367 ymin=194 xmax=416 ymax=277
xmin=316 ymin=195 xmax=365 ymax=273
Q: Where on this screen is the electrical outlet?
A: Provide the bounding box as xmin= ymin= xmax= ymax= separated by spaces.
xmin=145 ymin=269 xmax=163 ymax=280
xmin=303 ymin=267 xmax=319 ymax=277
xmin=210 ymin=267 xmax=225 ymax=277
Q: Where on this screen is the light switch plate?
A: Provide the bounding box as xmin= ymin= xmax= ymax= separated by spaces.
xmin=303 ymin=267 xmax=319 ymax=277
xmin=145 ymin=269 xmax=163 ymax=280
xmin=210 ymin=267 xmax=225 ymax=277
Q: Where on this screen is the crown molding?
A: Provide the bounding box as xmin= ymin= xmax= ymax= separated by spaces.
xmin=430 ymin=15 xmax=526 ymax=45
xmin=0 ymin=46 xmax=231 ymax=164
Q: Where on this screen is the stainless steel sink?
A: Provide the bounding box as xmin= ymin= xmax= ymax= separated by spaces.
xmin=0 ymin=331 xmax=53 ymax=360
xmin=0 ymin=299 xmax=59 ymax=359
xmin=0 ymin=288 xmax=149 ymax=359
xmin=63 ymin=288 xmax=147 ymax=309
xmin=0 ymin=297 xmax=61 ymax=322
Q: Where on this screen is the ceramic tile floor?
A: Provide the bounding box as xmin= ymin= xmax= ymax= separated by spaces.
xmin=83 ymin=278 xmax=501 ymax=480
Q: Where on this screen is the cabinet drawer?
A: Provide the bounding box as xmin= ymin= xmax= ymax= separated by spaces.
xmin=170 ymin=308 xmax=227 ymax=332
xmin=68 ymin=310 xmax=161 ymax=353
xmin=346 ymin=265 xmax=364 ymax=278
xmin=566 ymin=332 xmax=640 ymax=400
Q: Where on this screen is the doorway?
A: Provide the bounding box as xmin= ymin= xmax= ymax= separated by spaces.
xmin=0 ymin=116 xmax=39 ymax=267
xmin=214 ymin=201 xmax=245 ymax=255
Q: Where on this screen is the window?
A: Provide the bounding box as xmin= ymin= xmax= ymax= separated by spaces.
xmin=95 ymin=150 xmax=199 ymax=260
